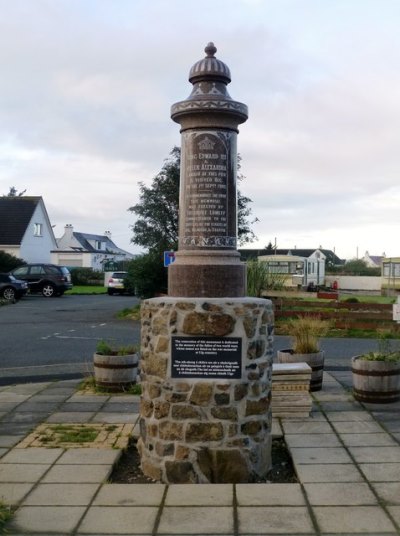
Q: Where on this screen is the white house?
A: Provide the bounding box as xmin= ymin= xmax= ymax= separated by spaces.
xmin=52 ymin=224 xmax=135 ymax=271
xmin=361 ymin=251 xmax=386 ymax=268
xmin=0 ymin=196 xmax=57 ymax=263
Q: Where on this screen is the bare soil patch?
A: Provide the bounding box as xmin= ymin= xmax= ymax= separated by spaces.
xmin=110 ymin=437 xmax=298 ymax=484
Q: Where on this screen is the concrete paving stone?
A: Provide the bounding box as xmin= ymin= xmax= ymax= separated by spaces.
xmin=370 ymin=482 xmax=400 ymax=505
xmin=392 ymin=433 xmax=400 ymax=443
xmin=296 ymin=463 xmax=364 ymax=484
xmin=41 ymin=463 xmax=112 ymax=483
xmin=0 ymin=401 xmax=23 ymax=411
xmin=281 ymin=413 xmax=327 ymax=422
xmin=0 ymin=482 xmax=34 ymax=505
xmin=57 ymin=447 xmax=121 ymax=465
xmin=326 ymin=411 xmax=377 ymax=422
xmin=29 ymin=393 xmax=71 ymax=401
xmin=1 ymin=447 xmax=63 ymax=464
xmin=271 ymin=418 xmax=283 ymax=438
xmin=290 ymin=447 xmax=353 ymax=465
xmin=158 ymin=506 xmax=234 ymax=535
xmin=108 ymin=394 xmax=140 ymax=403
xmin=91 ymin=412 xmax=139 ymax=424
xmin=0 ymin=463 xmax=50 ymax=482
xmin=236 ymin=483 xmax=305 ymax=506
xmin=165 ymin=484 xmax=233 ymax=506
xmin=23 ymin=482 xmax=100 ymax=505
xmin=332 ymin=421 xmax=385 ymax=434
xmin=58 ymin=401 xmax=106 ymax=411
xmin=0 ymin=422 xmax=37 ymax=435
xmin=340 ymin=433 xmax=398 ymax=447
xmin=46 ymin=411 xmax=95 ymax=423
xmin=238 ymin=506 xmax=315 ymax=534
xmin=387 ymin=506 xmax=400 ymax=526
xmin=285 ymin=434 xmax=341 ymax=448
xmin=77 ymin=505 xmax=158 ymax=534
xmin=93 ymin=483 xmax=165 ymax=506
xmin=312 ymin=392 xmax=353 ymax=402
xmin=0 ymin=393 xmax=32 ymax=403
xmin=349 ymin=446 xmax=400 ymax=463
xmin=14 ymin=401 xmax=63 ymax=412
xmin=68 ymin=394 xmax=110 ymax=402
xmin=359 ymin=463 xmax=400 ymax=482
xmin=9 ymin=382 xmax=51 ymax=394
xmin=320 ymin=401 xmax=364 ymax=412
xmin=313 ymin=506 xmax=396 ymax=533
xmin=9 ymin=505 xmax=86 ymax=533
xmin=100 ymin=402 xmax=139 ymax=413
xmin=281 ymin=421 xmax=333 ymax=434
xmin=381 ymin=421 xmax=400 ymax=433
xmin=304 ymin=482 xmax=377 ymax=505
xmin=1 ymin=411 xmax=50 ymax=423
xmin=0 ymin=448 xmax=8 ymax=457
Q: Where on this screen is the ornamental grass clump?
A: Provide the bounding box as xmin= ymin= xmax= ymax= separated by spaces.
xmin=289 ymin=316 xmax=330 ymax=354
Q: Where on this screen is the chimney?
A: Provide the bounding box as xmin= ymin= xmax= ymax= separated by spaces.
xmin=64 ymin=224 xmax=74 ymax=238
xmin=104 ymin=230 xmax=112 ymax=240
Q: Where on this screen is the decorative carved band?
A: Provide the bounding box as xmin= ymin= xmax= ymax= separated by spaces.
xmin=182 ymin=236 xmax=237 ymax=247
xmin=172 ymin=100 xmax=248 ymax=115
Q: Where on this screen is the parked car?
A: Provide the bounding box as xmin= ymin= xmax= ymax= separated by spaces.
xmin=0 ymin=273 xmax=29 ymax=301
xmin=10 ymin=264 xmax=73 ymax=297
xmin=107 ymin=271 xmax=129 ymax=295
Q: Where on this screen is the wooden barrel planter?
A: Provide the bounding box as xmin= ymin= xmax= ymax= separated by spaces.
xmin=352 ymin=356 xmax=400 ymax=404
xmin=277 ymin=349 xmax=324 ymax=391
xmin=93 ymin=352 xmax=139 ymax=392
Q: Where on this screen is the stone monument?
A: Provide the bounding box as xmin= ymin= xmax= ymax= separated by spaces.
xmin=138 ymin=43 xmax=274 ymax=483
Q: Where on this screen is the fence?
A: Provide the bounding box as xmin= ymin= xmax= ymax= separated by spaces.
xmin=272 ymin=298 xmax=399 ymax=332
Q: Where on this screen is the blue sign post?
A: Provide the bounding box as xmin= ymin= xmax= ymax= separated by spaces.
xmin=164 ymin=251 xmax=176 ymax=267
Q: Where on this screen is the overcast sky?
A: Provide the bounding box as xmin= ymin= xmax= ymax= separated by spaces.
xmin=1 ymin=0 xmax=399 ymax=261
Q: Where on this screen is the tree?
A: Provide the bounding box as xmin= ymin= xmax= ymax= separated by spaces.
xmin=342 ymin=259 xmax=380 ymax=276
xmin=0 ymin=251 xmax=26 ymax=272
xmin=127 ymin=147 xmax=259 ymax=297
xmin=3 ymin=187 xmax=26 ymax=197
xmin=129 ymin=146 xmax=258 ymax=252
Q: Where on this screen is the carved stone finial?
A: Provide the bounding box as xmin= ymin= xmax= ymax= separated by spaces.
xmin=205 ymin=42 xmax=217 ymax=57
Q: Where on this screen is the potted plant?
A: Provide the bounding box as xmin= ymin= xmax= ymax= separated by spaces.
xmin=352 ymin=333 xmax=400 ymax=403
xmin=277 ymin=316 xmax=330 ymax=391
xmin=93 ymin=340 xmax=139 ymax=392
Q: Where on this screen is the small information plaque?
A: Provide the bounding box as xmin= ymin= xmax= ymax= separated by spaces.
xmin=171 ymin=336 xmax=242 ymax=379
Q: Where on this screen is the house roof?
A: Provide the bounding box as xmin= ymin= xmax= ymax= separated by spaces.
xmin=239 ymin=247 xmax=344 ymax=265
xmin=72 ymin=232 xmax=132 ymax=256
xmin=0 ymin=196 xmax=41 ymax=245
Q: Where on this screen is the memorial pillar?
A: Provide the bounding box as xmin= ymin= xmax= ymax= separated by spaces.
xmin=168 ymin=42 xmax=248 ymax=297
xmin=138 ymin=44 xmax=273 ymax=483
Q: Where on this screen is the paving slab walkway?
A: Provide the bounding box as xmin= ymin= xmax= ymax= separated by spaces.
xmin=1 ymin=373 xmax=400 ymax=535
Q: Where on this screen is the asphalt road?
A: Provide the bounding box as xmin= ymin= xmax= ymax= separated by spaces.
xmin=0 ymin=293 xmax=140 ymax=384
xmin=0 ymin=293 xmax=380 ymax=385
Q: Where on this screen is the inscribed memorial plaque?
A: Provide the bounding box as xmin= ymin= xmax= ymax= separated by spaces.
xmin=171 ymin=336 xmax=241 ymax=379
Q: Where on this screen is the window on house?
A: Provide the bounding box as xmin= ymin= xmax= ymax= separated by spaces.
xmin=95 ymin=240 xmax=102 ymax=250
xmin=33 ymin=223 xmax=43 ymax=236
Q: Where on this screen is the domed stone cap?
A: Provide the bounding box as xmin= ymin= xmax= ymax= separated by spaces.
xmin=189 ymin=42 xmax=231 ymax=84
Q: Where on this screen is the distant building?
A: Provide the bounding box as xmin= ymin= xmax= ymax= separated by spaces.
xmin=362 ymin=251 xmax=386 ymax=268
xmin=240 ymin=247 xmax=343 ymax=270
xmin=52 ymin=224 xmax=135 ymax=271
xmin=0 ymin=196 xmax=57 ymax=263
xmin=258 ymin=253 xmax=325 ymax=289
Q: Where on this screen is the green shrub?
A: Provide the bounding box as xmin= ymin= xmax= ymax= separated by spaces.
xmin=70 ymin=268 xmax=104 ymax=286
xmin=96 ymin=340 xmax=138 ymax=356
xmin=124 ymin=251 xmax=167 ymax=298
xmin=0 ymin=251 xmax=25 ymax=272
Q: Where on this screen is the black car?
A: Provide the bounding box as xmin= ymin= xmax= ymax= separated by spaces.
xmin=10 ymin=264 xmax=73 ymax=297
xmin=0 ymin=273 xmax=29 ymax=301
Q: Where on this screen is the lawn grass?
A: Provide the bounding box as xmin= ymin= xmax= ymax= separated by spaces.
xmin=65 ymin=285 xmax=106 ymax=295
